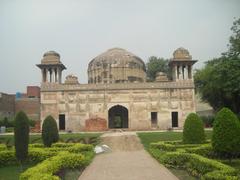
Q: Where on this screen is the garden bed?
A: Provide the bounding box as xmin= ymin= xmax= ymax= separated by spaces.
xmin=0 ymin=135 xmax=99 ymax=180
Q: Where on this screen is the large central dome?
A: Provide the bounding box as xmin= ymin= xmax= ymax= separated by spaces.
xmin=88 ymin=48 xmax=146 ymax=84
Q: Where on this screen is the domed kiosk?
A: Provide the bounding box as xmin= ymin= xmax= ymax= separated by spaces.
xmin=88 ymin=48 xmax=146 ymax=84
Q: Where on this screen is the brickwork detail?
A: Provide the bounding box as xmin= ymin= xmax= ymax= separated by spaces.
xmin=85 ymin=117 xmax=108 ymax=131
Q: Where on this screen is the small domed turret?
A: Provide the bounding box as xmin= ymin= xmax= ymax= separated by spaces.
xmin=173 ymin=47 xmax=192 ymax=60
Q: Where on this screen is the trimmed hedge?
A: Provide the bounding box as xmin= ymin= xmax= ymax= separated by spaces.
xmin=0 ymin=144 xmax=7 ymax=151
xmin=0 ymin=143 xmax=93 ymax=167
xmin=20 ymin=151 xmax=89 ymax=180
xmin=0 ymin=151 xmax=16 ymax=167
xmin=149 ymin=142 xmax=239 ymax=179
xmin=183 ymin=113 xmax=205 ymax=144
xmin=149 ymin=148 xmax=238 ymax=179
xmin=184 ymin=144 xmax=214 ymax=158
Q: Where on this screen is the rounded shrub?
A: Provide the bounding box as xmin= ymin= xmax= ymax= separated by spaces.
xmin=42 ymin=115 xmax=59 ymax=147
xmin=14 ymin=111 xmax=29 ymax=163
xmin=212 ymin=108 xmax=240 ymax=157
xmin=183 ymin=113 xmax=205 ymax=144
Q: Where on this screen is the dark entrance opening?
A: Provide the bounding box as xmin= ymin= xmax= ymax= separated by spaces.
xmin=151 ymin=112 xmax=158 ymax=127
xmin=59 ymin=114 xmax=65 ymax=130
xmin=171 ymin=112 xmax=178 ymax=127
xmin=108 ymin=105 xmax=128 ymax=128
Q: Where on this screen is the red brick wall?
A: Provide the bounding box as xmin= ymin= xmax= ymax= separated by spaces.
xmin=85 ymin=117 xmax=108 ymax=131
xmin=27 ymin=86 xmax=40 ymax=98
xmin=15 ymin=98 xmax=40 ymax=121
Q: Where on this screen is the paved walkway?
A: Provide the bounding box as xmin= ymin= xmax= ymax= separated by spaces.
xmin=79 ymin=132 xmax=178 ymax=180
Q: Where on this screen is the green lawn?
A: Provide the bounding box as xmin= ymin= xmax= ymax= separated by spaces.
xmin=137 ymin=130 xmax=212 ymax=149
xmin=0 ymin=133 xmax=101 ymax=145
xmin=0 ymin=163 xmax=35 ymax=180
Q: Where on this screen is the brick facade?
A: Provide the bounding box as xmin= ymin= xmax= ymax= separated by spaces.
xmin=85 ymin=117 xmax=108 ymax=131
xmin=0 ymin=93 xmax=15 ymax=118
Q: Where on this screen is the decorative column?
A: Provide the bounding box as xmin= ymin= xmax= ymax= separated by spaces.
xmin=188 ymin=65 xmax=192 ymax=79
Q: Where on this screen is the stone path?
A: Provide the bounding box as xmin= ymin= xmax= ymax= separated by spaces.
xmin=79 ymin=132 xmax=178 ymax=180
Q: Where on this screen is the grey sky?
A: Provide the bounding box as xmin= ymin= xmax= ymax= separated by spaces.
xmin=0 ymin=0 xmax=240 ymax=94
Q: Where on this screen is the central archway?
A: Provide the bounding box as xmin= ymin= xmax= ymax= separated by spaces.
xmin=108 ymin=105 xmax=128 ymax=128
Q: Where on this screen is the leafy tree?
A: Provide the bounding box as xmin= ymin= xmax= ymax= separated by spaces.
xmin=194 ymin=18 xmax=240 ymax=114
xmin=212 ymin=108 xmax=240 ymax=158
xmin=42 ymin=115 xmax=59 ymax=147
xmin=14 ymin=111 xmax=29 ymax=165
xmin=222 ymin=18 xmax=240 ymax=58
xmin=183 ymin=113 xmax=205 ymax=144
xmin=195 ymin=57 xmax=240 ymax=114
xmin=146 ymin=56 xmax=170 ymax=81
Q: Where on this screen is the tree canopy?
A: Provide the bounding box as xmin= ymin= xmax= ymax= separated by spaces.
xmin=146 ymin=56 xmax=170 ymax=81
xmin=194 ymin=18 xmax=240 ymax=115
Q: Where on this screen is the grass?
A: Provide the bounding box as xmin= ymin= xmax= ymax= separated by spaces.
xmin=137 ymin=130 xmax=212 ymax=149
xmin=0 ymin=133 xmax=102 ymax=145
xmin=0 ymin=163 xmax=36 ymax=180
xmin=62 ymin=168 xmax=83 ymax=180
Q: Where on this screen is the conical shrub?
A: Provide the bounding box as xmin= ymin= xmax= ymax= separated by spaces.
xmin=42 ymin=115 xmax=59 ymax=147
xmin=183 ymin=113 xmax=205 ymax=144
xmin=14 ymin=111 xmax=29 ymax=163
xmin=212 ymin=108 xmax=240 ymax=157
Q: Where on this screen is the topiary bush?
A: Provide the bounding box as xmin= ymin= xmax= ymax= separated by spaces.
xmin=183 ymin=113 xmax=205 ymax=144
xmin=212 ymin=108 xmax=240 ymax=158
xmin=14 ymin=111 xmax=30 ymax=164
xmin=42 ymin=116 xmax=59 ymax=147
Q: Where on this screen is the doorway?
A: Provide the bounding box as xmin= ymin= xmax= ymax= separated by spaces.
xmin=151 ymin=112 xmax=158 ymax=127
xmin=171 ymin=112 xmax=178 ymax=127
xmin=59 ymin=114 xmax=65 ymax=130
xmin=108 ymin=105 xmax=128 ymax=128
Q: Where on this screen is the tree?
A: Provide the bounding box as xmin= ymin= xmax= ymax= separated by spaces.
xmin=212 ymin=108 xmax=240 ymax=158
xmin=183 ymin=113 xmax=205 ymax=144
xmin=14 ymin=111 xmax=29 ymax=166
xmin=195 ymin=57 xmax=240 ymax=114
xmin=146 ymin=56 xmax=170 ymax=81
xmin=222 ymin=18 xmax=240 ymax=59
xmin=194 ymin=18 xmax=240 ymax=115
xmin=42 ymin=115 xmax=59 ymax=147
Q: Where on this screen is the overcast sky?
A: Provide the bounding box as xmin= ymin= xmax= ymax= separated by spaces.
xmin=0 ymin=0 xmax=240 ymax=94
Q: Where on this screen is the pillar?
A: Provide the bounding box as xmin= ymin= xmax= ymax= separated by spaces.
xmin=188 ymin=65 xmax=192 ymax=79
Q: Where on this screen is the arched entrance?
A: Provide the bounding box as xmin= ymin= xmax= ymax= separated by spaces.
xmin=108 ymin=105 xmax=128 ymax=128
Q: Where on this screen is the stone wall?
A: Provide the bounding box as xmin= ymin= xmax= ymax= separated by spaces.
xmin=40 ymin=81 xmax=195 ymax=131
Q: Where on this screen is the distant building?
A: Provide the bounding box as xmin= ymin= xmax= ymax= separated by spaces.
xmin=0 ymin=86 xmax=40 ymax=130
xmin=0 ymin=92 xmax=15 ymax=118
xmin=37 ymin=47 xmax=197 ymax=132
xmin=15 ymin=86 xmax=40 ymax=122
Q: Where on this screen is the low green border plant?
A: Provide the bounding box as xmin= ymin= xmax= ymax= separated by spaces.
xmin=149 ymin=142 xmax=239 ymax=180
xmin=20 ymin=151 xmax=89 ymax=180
